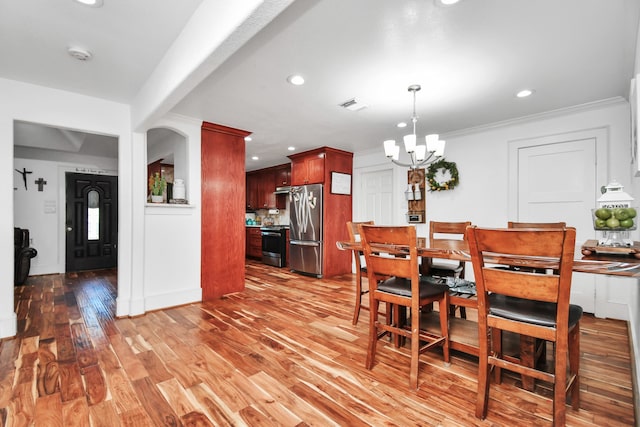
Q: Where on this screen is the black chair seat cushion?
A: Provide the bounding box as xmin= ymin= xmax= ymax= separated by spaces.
xmin=378 ymin=276 xmax=449 ymax=298
xmin=489 ymin=294 xmax=583 ymax=328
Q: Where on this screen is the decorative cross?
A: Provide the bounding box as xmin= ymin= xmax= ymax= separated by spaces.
xmin=35 ymin=178 xmax=47 ymax=192
xmin=15 ymin=168 xmax=32 ymax=190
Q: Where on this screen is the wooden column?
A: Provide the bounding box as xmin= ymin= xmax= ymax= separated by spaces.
xmin=201 ymin=122 xmax=249 ymax=300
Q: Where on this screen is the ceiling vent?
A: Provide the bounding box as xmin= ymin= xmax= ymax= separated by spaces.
xmin=339 ymin=98 xmax=367 ymax=112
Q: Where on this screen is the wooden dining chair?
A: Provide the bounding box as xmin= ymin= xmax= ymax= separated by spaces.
xmin=424 ymin=221 xmax=472 ymax=319
xmin=425 ymin=221 xmax=472 ymax=279
xmin=359 ymin=224 xmax=450 ymax=390
xmin=346 ymin=220 xmax=374 ymax=325
xmin=467 ymin=226 xmax=582 ymax=426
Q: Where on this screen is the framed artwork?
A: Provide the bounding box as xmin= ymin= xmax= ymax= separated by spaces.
xmin=331 ymin=172 xmax=351 ymax=195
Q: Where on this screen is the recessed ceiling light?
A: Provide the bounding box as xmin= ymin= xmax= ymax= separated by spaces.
xmin=288 ymin=146 xmax=295 ymax=151
xmin=251 ymin=156 xmax=259 ymax=160
xmin=287 ymin=75 xmax=305 ymax=86
xmin=244 ymin=136 xmax=252 ymax=142
xmin=397 ymin=122 xmax=407 ymax=128
xmin=439 ymin=0 xmax=461 ymax=5
xmin=74 ymin=0 xmax=104 ymax=7
xmin=516 ymin=89 xmax=534 ymax=98
xmin=68 ymin=47 xmax=93 ymax=61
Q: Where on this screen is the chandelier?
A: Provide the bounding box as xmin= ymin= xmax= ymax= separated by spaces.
xmin=383 ymin=84 xmax=445 ymax=169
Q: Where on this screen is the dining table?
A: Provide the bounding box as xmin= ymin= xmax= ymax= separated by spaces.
xmin=336 ymin=236 xmax=640 ymax=391
xmin=337 ymin=238 xmax=640 ymax=278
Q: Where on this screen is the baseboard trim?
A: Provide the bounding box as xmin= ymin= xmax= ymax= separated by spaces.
xmin=144 ymin=288 xmax=201 ymax=313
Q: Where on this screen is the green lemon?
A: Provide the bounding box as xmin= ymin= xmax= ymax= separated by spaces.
xmin=620 ymin=218 xmax=634 ymax=228
xmin=614 ymin=208 xmax=630 ymax=220
xmin=595 ymin=208 xmax=612 ymax=220
xmin=605 ymin=217 xmax=620 ymax=228
xmin=594 ymin=218 xmax=607 ymax=228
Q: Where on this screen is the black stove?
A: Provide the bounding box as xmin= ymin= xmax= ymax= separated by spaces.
xmin=260 ymin=226 xmax=288 ymax=267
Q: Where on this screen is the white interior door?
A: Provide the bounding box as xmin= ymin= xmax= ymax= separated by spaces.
xmin=357 ymin=168 xmax=394 ymax=225
xmin=509 ymin=129 xmax=607 ymax=314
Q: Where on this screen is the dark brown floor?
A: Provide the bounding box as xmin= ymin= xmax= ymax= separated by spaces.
xmin=0 ymin=261 xmax=635 ymax=426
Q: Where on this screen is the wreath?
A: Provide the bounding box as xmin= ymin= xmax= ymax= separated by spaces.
xmin=426 ymin=158 xmax=459 ymax=192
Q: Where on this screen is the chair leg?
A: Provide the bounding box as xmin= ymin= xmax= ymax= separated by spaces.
xmin=409 ymin=304 xmax=420 ymax=389
xmin=553 ymin=334 xmax=569 ymax=426
xmin=365 ymin=297 xmax=380 ymax=370
xmin=569 ymin=322 xmax=580 ymax=410
xmin=439 ymin=293 xmax=450 ymax=364
xmin=492 ymin=329 xmax=503 ymax=384
xmin=476 ymin=322 xmax=491 ymax=419
xmin=352 ymin=270 xmax=363 ymax=325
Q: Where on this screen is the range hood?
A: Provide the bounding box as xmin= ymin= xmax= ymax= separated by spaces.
xmin=274 ymin=186 xmax=291 ymax=194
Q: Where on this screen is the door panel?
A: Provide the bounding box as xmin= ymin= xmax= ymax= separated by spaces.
xmin=65 ymin=173 xmax=118 ymax=272
xmin=359 ymin=168 xmax=394 ymax=225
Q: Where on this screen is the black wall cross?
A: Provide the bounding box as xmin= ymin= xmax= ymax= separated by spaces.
xmin=35 ymin=178 xmax=47 ymax=192
xmin=15 ymin=168 xmax=32 ymax=190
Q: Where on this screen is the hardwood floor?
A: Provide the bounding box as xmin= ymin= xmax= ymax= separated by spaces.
xmin=1 ymin=261 xmax=635 ymax=426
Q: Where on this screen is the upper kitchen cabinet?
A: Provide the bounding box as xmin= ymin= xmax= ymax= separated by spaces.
xmin=290 ymin=150 xmax=324 ymax=185
xmin=289 ymin=147 xmax=352 ymax=186
xmin=246 ymin=163 xmax=290 ymax=210
xmin=275 ymin=164 xmax=291 ymax=187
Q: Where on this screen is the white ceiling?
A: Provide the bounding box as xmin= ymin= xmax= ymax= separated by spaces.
xmin=6 ymin=0 xmax=640 ymax=171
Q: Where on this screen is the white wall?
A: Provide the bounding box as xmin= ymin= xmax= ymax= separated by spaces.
xmin=13 ymin=157 xmax=118 ymax=275
xmin=1 ymin=79 xmax=204 ymax=338
xmin=0 ymin=78 xmax=132 ymax=338
xmin=143 ymin=114 xmax=202 ymax=312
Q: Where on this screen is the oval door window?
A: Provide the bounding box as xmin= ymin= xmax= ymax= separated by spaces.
xmin=87 ymin=189 xmax=100 ymax=240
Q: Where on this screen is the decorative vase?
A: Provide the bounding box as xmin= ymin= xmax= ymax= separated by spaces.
xmin=173 ymin=179 xmax=186 ymax=200
xmin=150 ymin=194 xmax=163 ymax=203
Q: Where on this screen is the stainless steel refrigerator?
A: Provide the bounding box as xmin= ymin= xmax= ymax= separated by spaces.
xmin=289 ymin=183 xmax=323 ymax=277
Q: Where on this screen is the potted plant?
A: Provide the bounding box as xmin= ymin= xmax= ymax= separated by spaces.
xmin=148 ymin=172 xmax=166 ymax=203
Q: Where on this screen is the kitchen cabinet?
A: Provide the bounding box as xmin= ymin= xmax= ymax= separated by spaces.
xmin=246 ymin=227 xmax=262 ymax=259
xmin=246 ymin=163 xmax=291 ymax=210
xmin=246 ymin=172 xmax=260 ymax=210
xmin=275 ymin=164 xmax=291 ymax=187
xmin=290 ymin=151 xmax=325 ymax=185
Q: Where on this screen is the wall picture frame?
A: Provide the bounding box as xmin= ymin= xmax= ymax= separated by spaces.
xmin=330 ymin=171 xmax=351 ymax=195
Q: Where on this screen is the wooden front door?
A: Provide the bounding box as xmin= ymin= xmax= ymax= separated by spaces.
xmin=65 ymin=173 xmax=118 ymax=272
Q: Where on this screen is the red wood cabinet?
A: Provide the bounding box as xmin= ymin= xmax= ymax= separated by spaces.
xmin=290 ymin=151 xmax=325 ymax=185
xmin=201 ymin=122 xmax=249 ymax=300
xmin=246 ymin=172 xmax=260 ymax=210
xmin=246 ymin=164 xmax=290 ymax=210
xmin=288 ymin=147 xmax=353 ymax=277
xmin=246 ymin=227 xmax=262 ymax=259
xmin=275 ymin=164 xmax=291 ymax=187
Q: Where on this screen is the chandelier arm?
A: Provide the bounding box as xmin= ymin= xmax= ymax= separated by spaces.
xmin=389 ymin=158 xmax=415 ymax=168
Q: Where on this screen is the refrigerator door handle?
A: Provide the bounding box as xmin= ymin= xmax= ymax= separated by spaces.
xmin=290 ymin=240 xmax=320 ymax=247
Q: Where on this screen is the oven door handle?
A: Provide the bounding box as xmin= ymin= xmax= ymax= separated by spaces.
xmin=261 ymin=232 xmax=282 ymax=237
